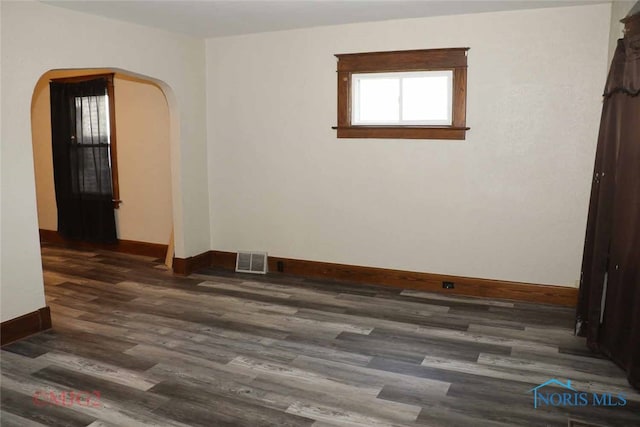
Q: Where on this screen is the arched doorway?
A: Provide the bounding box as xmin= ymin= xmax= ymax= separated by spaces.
xmin=31 ymin=68 xmax=176 ymax=261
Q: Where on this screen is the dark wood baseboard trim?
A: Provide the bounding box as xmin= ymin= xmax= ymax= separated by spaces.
xmin=39 ymin=229 xmax=168 ymax=259
xmin=173 ymin=251 xmax=213 ymax=276
xmin=1 ymin=307 xmax=52 ymax=346
xmin=210 ymin=250 xmax=237 ymax=270
xmin=210 ymin=250 xmax=578 ymax=307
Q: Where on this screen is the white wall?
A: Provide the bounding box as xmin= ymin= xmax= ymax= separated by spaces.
xmin=206 ymin=4 xmax=611 ymax=287
xmin=1 ymin=1 xmax=209 ymax=322
xmin=0 ymin=1 xmax=616 ymax=323
xmin=32 ymin=72 xmax=173 ymax=245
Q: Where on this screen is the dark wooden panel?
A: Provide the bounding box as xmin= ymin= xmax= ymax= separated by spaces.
xmin=39 ymin=229 xmax=168 ymax=258
xmin=336 ymin=48 xmax=469 ymax=72
xmin=210 ymin=250 xmax=578 ymax=307
xmin=334 ymin=47 xmax=469 ymax=140
xmin=335 ymin=126 xmax=468 ymax=140
xmin=105 ymin=75 xmax=121 ymax=209
xmin=50 ymin=73 xmax=113 ymax=84
xmin=173 ymin=250 xmax=214 ymax=276
xmin=116 ymin=240 xmax=167 ymax=258
xmin=337 ymin=71 xmax=350 ymax=128
xmin=1 ymin=307 xmax=52 ymax=346
xmin=211 ymin=250 xmax=237 ymax=269
xmin=452 ymin=67 xmax=468 ymax=128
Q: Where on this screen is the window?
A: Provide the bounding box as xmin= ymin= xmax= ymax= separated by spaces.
xmin=334 ymin=48 xmax=469 ymax=139
xmin=72 ymin=94 xmax=113 ymax=196
xmin=52 ymin=74 xmax=121 ymax=208
xmin=352 ymin=71 xmax=453 ymax=125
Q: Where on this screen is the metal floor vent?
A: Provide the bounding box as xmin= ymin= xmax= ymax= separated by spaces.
xmin=235 ymin=251 xmax=268 ymax=274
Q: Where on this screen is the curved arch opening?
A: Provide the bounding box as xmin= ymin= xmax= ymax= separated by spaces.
xmin=30 ymin=68 xmax=180 ymax=264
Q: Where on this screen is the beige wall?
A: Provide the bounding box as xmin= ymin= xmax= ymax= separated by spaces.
xmin=32 ymin=71 xmax=173 ymax=245
xmin=206 ymin=4 xmax=611 ymax=287
xmin=115 ymin=77 xmax=173 ymax=244
xmin=1 ymin=0 xmax=208 ymax=322
xmin=0 ymin=0 xmax=620 ymax=324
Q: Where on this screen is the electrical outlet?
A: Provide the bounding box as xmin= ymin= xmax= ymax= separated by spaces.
xmin=442 ymin=281 xmax=455 ymax=289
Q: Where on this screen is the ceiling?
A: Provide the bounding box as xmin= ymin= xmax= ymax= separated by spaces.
xmin=41 ymin=0 xmax=606 ymax=38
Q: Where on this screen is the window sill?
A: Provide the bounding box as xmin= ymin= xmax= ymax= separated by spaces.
xmin=332 ymin=126 xmax=469 ymax=140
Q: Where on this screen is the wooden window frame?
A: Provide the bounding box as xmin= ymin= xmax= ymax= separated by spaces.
xmin=51 ymin=73 xmax=121 ymax=208
xmin=334 ymin=48 xmax=469 ymax=140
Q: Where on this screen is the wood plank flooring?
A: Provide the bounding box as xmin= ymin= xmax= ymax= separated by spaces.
xmin=1 ymin=243 xmax=639 ymax=426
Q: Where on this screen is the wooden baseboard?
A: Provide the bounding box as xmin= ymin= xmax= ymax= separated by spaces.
xmin=210 ymin=250 xmax=578 ymax=307
xmin=173 ymin=251 xmax=213 ymax=276
xmin=210 ymin=250 xmax=237 ymax=270
xmin=39 ymin=229 xmax=169 ymax=259
xmin=1 ymin=307 xmax=52 ymax=346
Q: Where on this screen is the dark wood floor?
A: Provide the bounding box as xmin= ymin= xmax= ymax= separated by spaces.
xmin=1 ymin=244 xmax=639 ymax=426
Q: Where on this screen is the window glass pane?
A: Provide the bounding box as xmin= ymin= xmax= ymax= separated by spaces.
xmin=75 ymin=95 xmax=109 ymax=145
xmin=70 ymin=146 xmax=113 ymax=195
xmin=357 ymin=78 xmax=399 ymax=122
xmin=402 ymin=74 xmax=451 ymax=123
xmin=352 ymin=71 xmax=453 ymax=125
xmin=72 ymin=94 xmax=112 ymax=196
